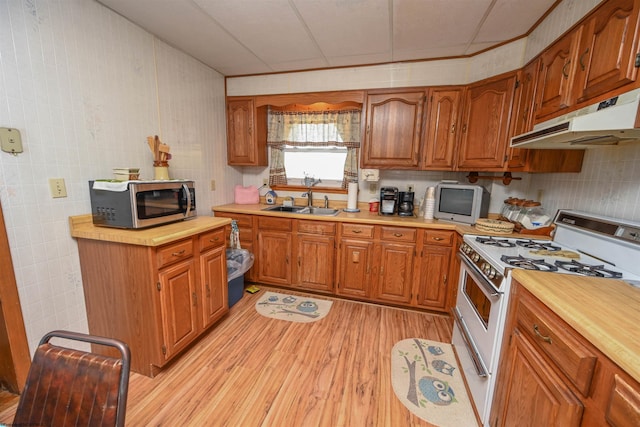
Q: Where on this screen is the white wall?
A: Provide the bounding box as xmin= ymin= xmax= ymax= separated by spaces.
xmin=0 ymin=0 xmax=238 ymax=354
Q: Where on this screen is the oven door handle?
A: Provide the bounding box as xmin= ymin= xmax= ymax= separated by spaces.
xmin=453 ymin=307 xmax=489 ymax=378
xmin=458 ymin=253 xmax=501 ymax=298
xmin=182 ymin=183 xmax=192 ymax=217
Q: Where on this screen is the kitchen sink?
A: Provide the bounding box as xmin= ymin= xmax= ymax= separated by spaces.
xmin=260 ymin=205 xmax=340 ymax=216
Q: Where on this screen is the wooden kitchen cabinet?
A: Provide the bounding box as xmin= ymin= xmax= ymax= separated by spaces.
xmin=573 ymin=0 xmax=640 ymax=104
xmin=422 ymin=87 xmax=463 ymax=170
xmin=372 ymin=227 xmax=416 ymax=305
xmin=75 ymin=224 xmax=229 ymax=377
xmin=293 ymin=220 xmax=336 ymax=293
xmin=361 ymin=89 xmax=426 ymax=168
xmin=336 ymin=223 xmax=375 ymax=298
xmin=414 ymin=230 xmax=453 ymax=311
xmin=226 ymin=97 xmax=268 ymax=166
xmin=256 ymin=216 xmax=293 ymax=285
xmin=457 ymin=73 xmax=517 ymax=171
xmin=491 ymin=279 xmax=640 ymax=427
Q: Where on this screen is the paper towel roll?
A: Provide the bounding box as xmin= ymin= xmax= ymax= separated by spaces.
xmin=347 ymin=182 xmax=359 ymax=210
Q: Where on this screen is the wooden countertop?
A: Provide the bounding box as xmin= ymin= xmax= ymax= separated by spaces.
xmin=512 ymin=269 xmax=640 ymax=383
xmin=212 ymin=203 xmax=549 ymax=239
xmin=69 ymin=214 xmax=231 ymax=246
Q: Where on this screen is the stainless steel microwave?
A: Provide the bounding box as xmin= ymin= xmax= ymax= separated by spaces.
xmin=89 ymin=180 xmax=196 ymax=229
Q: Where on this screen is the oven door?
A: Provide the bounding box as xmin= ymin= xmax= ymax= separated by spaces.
xmin=453 ymin=254 xmax=505 ymax=372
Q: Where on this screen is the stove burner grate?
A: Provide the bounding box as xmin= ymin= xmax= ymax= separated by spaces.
xmin=501 ymin=255 xmax=558 ymax=272
xmin=555 ymin=260 xmax=623 ymax=279
xmin=476 ymin=236 xmax=516 ymax=248
xmin=516 ymin=239 xmax=561 ymax=251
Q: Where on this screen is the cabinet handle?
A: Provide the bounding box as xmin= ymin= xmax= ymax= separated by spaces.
xmin=394 ymin=233 xmax=403 ymax=237
xmin=451 ymin=123 xmax=456 ymax=133
xmin=533 ymin=324 xmax=552 ymax=344
xmin=209 ymin=237 xmax=220 ymax=243
xmin=206 ymin=284 xmax=211 ymax=297
xmin=432 ymin=237 xmax=444 ymax=241
xmin=352 ymin=229 xmax=362 ymax=234
xmin=171 ymin=249 xmax=186 ymax=257
xmin=562 ymin=59 xmax=571 ymax=78
xmin=443 ymin=274 xmax=447 ymax=284
xmin=298 ymin=256 xmax=301 ymax=267
xmin=579 ymin=48 xmax=589 ymax=71
xmin=286 ymin=256 xmax=289 ymax=264
xmin=192 ymin=292 xmax=198 ymax=307
xmin=462 ymin=124 xmax=467 ymax=133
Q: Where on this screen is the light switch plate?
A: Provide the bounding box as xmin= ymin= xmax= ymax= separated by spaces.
xmin=0 ymin=127 xmax=23 ymax=155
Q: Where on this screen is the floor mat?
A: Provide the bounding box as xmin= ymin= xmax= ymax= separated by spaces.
xmin=391 ymin=338 xmax=478 ymax=426
xmin=255 ymin=291 xmax=333 ymax=323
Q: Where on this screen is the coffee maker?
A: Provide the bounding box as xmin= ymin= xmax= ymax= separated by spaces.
xmin=379 ymin=187 xmax=398 ymax=215
xmin=397 ymin=191 xmax=415 ymax=216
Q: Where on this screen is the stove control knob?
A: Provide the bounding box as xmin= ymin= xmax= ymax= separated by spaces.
xmin=470 ymin=252 xmax=480 ymax=262
xmin=482 ymin=263 xmax=496 ymax=279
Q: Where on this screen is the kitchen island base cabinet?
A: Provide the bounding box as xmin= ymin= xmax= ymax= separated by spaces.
xmin=75 ymin=226 xmax=229 ymax=377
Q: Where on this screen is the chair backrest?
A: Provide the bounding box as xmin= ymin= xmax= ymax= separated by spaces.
xmin=13 ymin=330 xmax=131 ymax=427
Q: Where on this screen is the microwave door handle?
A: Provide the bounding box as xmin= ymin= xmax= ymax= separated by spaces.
xmin=182 ymin=184 xmax=192 ymax=217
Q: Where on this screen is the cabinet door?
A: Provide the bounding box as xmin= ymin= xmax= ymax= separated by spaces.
xmin=227 ymin=98 xmax=267 ymax=166
xmin=200 ymin=245 xmax=228 ymax=329
xmin=414 ymin=245 xmax=451 ymax=311
xmin=507 ymin=64 xmax=539 ymax=170
xmin=457 ymin=74 xmax=517 ymax=170
xmin=295 ymin=234 xmax=335 ymax=292
xmin=575 ymin=0 xmax=640 ymax=103
xmin=257 ymin=230 xmax=292 ymax=285
xmin=337 ymin=239 xmax=374 ymax=298
xmin=422 ymin=87 xmax=462 ymax=170
xmin=492 ymin=329 xmax=584 ymax=427
xmin=158 ymin=259 xmax=199 ymax=359
xmin=535 ymin=29 xmax=582 ymax=120
xmin=362 ymin=91 xmax=425 ymax=168
xmin=374 ymin=242 xmax=414 ymax=304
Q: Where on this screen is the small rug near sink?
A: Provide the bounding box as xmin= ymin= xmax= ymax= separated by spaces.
xmin=255 ymin=291 xmax=332 ymax=323
xmin=392 ymin=338 xmax=477 ymax=426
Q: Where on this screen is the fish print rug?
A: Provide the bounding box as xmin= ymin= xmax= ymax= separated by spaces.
xmin=392 ymin=338 xmax=478 ymax=426
xmin=255 ymin=291 xmax=333 ymax=323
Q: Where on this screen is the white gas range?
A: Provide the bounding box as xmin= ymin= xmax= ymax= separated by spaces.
xmin=452 ymin=210 xmax=640 ymax=426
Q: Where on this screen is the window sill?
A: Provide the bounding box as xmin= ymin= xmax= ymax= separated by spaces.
xmin=272 ymin=185 xmax=347 ymax=194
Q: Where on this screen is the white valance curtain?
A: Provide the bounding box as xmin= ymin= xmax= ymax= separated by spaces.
xmin=266 ymin=108 xmax=361 ymax=187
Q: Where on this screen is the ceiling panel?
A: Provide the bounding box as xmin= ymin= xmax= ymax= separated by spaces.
xmin=97 ymin=0 xmax=561 ymax=76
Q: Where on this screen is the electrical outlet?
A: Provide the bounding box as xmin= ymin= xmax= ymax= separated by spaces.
xmin=263 ymin=178 xmax=268 ymax=185
xmin=408 ymin=184 xmax=414 ymax=192
xmin=369 ymin=182 xmax=377 ymax=194
xmin=210 ymin=179 xmax=216 ymax=191
xmin=49 ymin=178 xmax=67 ymax=198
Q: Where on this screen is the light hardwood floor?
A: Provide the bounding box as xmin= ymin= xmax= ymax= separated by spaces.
xmin=0 ymin=287 xmax=457 ymax=426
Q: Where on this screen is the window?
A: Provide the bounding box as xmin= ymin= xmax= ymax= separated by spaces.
xmin=266 ymin=105 xmax=361 ymax=190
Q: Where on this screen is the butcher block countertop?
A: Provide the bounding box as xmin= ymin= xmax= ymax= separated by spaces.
xmin=512 ymin=269 xmax=640 ymax=383
xmin=69 ymin=214 xmax=231 ymax=246
xmin=212 ymin=203 xmax=548 ymax=239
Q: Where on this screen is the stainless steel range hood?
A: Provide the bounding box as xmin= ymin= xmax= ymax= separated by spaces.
xmin=510 ymin=88 xmax=640 ymax=149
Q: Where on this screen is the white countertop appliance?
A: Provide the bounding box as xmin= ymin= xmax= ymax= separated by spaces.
xmin=452 ymin=210 xmax=640 ymax=426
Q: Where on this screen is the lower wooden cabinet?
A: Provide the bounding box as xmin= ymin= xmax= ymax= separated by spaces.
xmin=256 ymin=217 xmax=293 ymax=285
xmin=491 ymin=279 xmax=640 ymax=427
xmin=414 ymin=230 xmax=454 ymax=310
xmin=214 ymin=212 xmax=257 ymax=282
xmin=76 ymin=225 xmax=229 ymax=377
xmin=336 ymin=238 xmax=374 ymax=298
xmin=372 ymin=227 xmax=417 ymax=305
xmin=294 ymin=220 xmax=336 ymax=293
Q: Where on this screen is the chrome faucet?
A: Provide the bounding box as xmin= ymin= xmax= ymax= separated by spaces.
xmin=302 ymin=189 xmax=313 ymax=207
xmin=324 ymin=195 xmax=329 ymax=208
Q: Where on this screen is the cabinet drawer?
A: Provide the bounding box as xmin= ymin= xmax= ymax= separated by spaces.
xmin=214 ymin=212 xmax=253 ymax=230
xmin=199 ymin=228 xmax=226 ymax=252
xmin=157 ymin=239 xmax=194 ymax=269
xmin=257 ymin=216 xmax=292 ymax=231
xmin=424 ymin=230 xmax=453 ymax=246
xmin=298 ymin=220 xmax=336 ymax=235
xmin=341 ymin=223 xmax=374 ymax=239
xmin=381 ymin=226 xmax=416 ymax=242
xmin=516 ymin=296 xmax=597 ymax=395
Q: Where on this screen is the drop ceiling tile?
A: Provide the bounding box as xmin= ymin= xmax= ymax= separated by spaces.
xmin=476 ymin=0 xmax=557 ymax=42
xmin=393 ymin=0 xmax=493 ymax=51
xmin=194 ymin=0 xmax=323 ymax=65
xmin=293 ymin=0 xmax=391 ymax=58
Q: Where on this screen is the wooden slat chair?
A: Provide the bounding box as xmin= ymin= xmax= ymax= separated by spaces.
xmin=13 ymin=330 xmax=131 ymax=427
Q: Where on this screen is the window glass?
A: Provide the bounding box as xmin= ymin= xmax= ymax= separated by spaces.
xmin=283 ymin=146 xmax=346 ymax=187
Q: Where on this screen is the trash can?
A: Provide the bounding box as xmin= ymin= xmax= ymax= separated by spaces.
xmin=226 ymin=248 xmax=254 ymax=307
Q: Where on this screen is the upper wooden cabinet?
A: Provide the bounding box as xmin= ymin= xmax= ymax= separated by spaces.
xmin=361 ymin=90 xmax=426 ymax=168
xmin=422 ymin=87 xmax=463 ymax=170
xmin=574 ymin=0 xmax=640 ymax=104
xmin=457 ymin=73 xmax=517 ymax=171
xmin=226 ymin=97 xmax=268 ymax=166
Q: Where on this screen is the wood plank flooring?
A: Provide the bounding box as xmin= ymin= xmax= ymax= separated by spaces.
xmin=0 ymin=287 xmax=455 ymax=426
